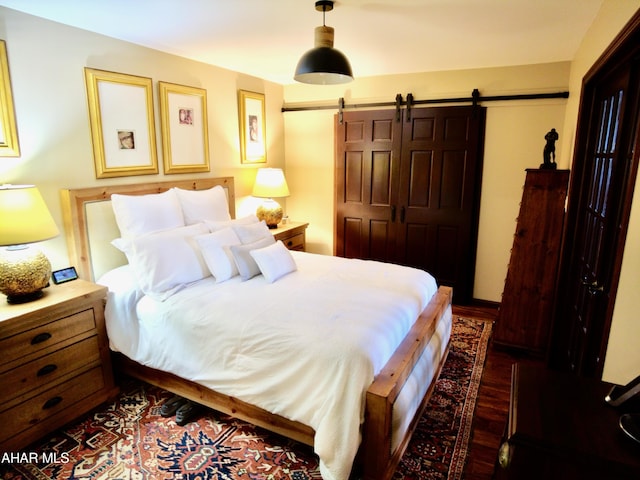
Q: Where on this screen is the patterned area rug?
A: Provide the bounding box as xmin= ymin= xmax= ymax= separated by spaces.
xmin=1 ymin=316 xmax=492 ymax=480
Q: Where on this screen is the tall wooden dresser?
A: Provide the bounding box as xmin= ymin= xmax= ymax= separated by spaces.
xmin=0 ymin=280 xmax=118 ymax=451
xmin=494 ymin=169 xmax=570 ymax=354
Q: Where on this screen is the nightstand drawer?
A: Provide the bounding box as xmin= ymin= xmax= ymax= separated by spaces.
xmin=0 ymin=335 xmax=101 ymax=405
xmin=0 ymin=366 xmax=105 ymax=445
xmin=281 ymin=233 xmax=305 ymax=251
xmin=0 ymin=308 xmax=96 ymax=366
xmin=271 ymin=222 xmax=308 ymax=252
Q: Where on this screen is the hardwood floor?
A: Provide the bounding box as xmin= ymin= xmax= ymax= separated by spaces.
xmin=452 ymin=304 xmax=544 ymax=480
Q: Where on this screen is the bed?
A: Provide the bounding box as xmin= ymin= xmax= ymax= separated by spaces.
xmin=60 ymin=176 xmax=452 ymax=480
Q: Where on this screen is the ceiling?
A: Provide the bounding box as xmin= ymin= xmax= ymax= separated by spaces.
xmin=0 ymin=0 xmax=604 ymax=85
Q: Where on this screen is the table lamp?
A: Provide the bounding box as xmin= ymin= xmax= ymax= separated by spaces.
xmin=252 ymin=168 xmax=290 ymax=228
xmin=0 ymin=184 xmax=60 ymax=303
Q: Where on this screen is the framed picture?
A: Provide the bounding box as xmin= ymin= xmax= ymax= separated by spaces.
xmin=84 ymin=68 xmax=159 ymax=178
xmin=238 ymin=90 xmax=266 ymax=164
xmin=158 ymin=81 xmax=210 ymax=174
xmin=0 ymin=40 xmax=20 ymax=157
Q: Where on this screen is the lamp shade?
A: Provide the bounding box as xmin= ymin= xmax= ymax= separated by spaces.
xmin=252 ymin=168 xmax=290 ymax=198
xmin=294 ymin=46 xmax=354 ymax=85
xmin=294 ymin=13 xmax=354 ymax=85
xmin=0 ymin=185 xmax=59 ymax=246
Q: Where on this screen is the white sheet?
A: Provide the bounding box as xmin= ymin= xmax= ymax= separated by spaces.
xmin=100 ymin=251 xmax=439 ymax=480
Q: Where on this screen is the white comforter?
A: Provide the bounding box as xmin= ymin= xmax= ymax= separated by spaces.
xmin=100 ymin=251 xmax=438 ymax=480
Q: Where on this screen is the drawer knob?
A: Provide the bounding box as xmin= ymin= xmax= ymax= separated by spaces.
xmin=31 ymin=332 xmax=52 ymax=344
xmin=37 ymin=364 xmax=58 ymax=376
xmin=42 ymin=396 xmax=63 ymax=410
xmin=287 ymin=240 xmax=293 ymax=246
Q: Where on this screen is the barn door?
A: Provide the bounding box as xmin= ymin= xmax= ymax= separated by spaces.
xmin=549 ymin=14 xmax=640 ymax=378
xmin=335 ymin=106 xmax=486 ymax=304
xmin=334 ymin=109 xmax=402 ymax=262
xmin=396 ymin=106 xmax=486 ymax=303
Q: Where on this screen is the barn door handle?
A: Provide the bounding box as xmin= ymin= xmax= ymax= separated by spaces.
xmin=390 ymin=205 xmax=396 ymax=222
xmin=400 ymin=206 xmax=406 ymax=223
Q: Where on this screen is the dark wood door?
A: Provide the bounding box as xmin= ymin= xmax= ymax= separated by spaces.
xmin=335 ymin=109 xmax=402 ymax=262
xmin=549 ymin=13 xmax=640 ymax=378
xmin=396 ymin=106 xmax=486 ymax=302
xmin=335 ymin=106 xmax=486 ymax=303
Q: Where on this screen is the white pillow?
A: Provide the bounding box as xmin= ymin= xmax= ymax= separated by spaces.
xmin=173 ymin=186 xmax=231 ymax=225
xmin=229 ymin=236 xmax=275 ymax=281
xmin=233 ymin=220 xmax=272 ymax=244
xmin=116 ymin=223 xmax=210 ymax=301
xmin=111 ymin=189 xmax=185 ymax=239
xmin=250 ymin=241 xmax=297 ymax=283
xmin=205 ymin=214 xmax=259 ymax=232
xmin=194 ymin=227 xmax=242 ymax=282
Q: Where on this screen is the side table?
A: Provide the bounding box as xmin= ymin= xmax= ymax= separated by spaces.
xmin=271 ymin=222 xmax=308 ymax=251
xmin=495 ymin=363 xmax=640 ymax=479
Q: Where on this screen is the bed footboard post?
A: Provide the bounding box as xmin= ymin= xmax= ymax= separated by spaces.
xmin=360 ymin=286 xmax=453 ymax=480
xmin=362 ymin=389 xmax=393 ymax=480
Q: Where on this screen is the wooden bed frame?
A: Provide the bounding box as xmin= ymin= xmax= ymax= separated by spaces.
xmin=60 ymin=176 xmax=452 ymax=480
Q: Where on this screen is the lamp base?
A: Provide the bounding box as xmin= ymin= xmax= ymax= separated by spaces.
xmin=0 ymin=245 xmax=51 ymax=303
xmin=6 ymin=289 xmax=45 ymax=304
xmin=256 ymin=198 xmax=283 ymax=229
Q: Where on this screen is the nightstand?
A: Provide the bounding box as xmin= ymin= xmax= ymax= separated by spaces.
xmin=0 ymin=280 xmax=118 ymax=451
xmin=271 ymin=222 xmax=309 ymax=251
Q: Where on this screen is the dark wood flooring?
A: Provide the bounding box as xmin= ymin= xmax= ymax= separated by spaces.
xmin=452 ymin=304 xmax=544 ymax=480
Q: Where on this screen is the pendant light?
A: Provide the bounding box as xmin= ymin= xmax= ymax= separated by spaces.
xmin=294 ymin=0 xmax=353 ymax=85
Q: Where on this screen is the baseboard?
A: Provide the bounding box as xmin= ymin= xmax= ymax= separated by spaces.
xmin=469 ymin=298 xmax=500 ymax=309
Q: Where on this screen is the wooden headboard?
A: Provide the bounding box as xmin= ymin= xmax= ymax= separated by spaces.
xmin=61 ymin=177 xmax=235 ymax=281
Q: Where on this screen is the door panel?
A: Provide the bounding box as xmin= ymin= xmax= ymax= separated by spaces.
xmin=407 ymin=151 xmax=433 ymax=207
xmin=335 ymin=106 xmax=486 ymax=304
xmin=441 ymin=150 xmax=466 ymax=209
xmin=344 ymin=151 xmax=364 ymax=203
xmin=371 ymin=152 xmax=392 ymax=205
xmin=343 ymin=217 xmax=363 ymax=259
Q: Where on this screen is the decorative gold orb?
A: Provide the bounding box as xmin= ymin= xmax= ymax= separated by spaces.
xmin=256 ymin=199 xmax=283 ymax=228
xmin=0 ymin=246 xmax=51 ymax=303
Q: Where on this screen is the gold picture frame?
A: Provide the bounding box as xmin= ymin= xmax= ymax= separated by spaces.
xmin=238 ymin=90 xmax=266 ymax=164
xmin=0 ymin=40 xmax=20 ymax=157
xmin=84 ymin=68 xmax=159 ymax=178
xmin=159 ymin=81 xmax=210 ymax=174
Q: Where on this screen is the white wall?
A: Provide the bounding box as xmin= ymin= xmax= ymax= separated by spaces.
xmin=284 ymin=63 xmax=570 ymax=301
xmin=0 ymin=7 xmax=285 ymax=270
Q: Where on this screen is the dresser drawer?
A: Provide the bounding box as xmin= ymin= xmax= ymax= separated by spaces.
xmin=0 ymin=366 xmax=105 ymax=445
xmin=0 ymin=336 xmax=101 ymax=405
xmin=0 ymin=308 xmax=96 ymax=366
xmin=281 ymin=233 xmax=305 ymax=251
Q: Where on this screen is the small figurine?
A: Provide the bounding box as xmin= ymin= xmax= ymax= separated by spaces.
xmin=541 ymin=128 xmax=558 ymax=169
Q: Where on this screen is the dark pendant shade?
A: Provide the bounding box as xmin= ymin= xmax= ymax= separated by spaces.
xmin=294 ymin=46 xmax=353 ymax=85
xmin=294 ymin=1 xmax=353 ymax=85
